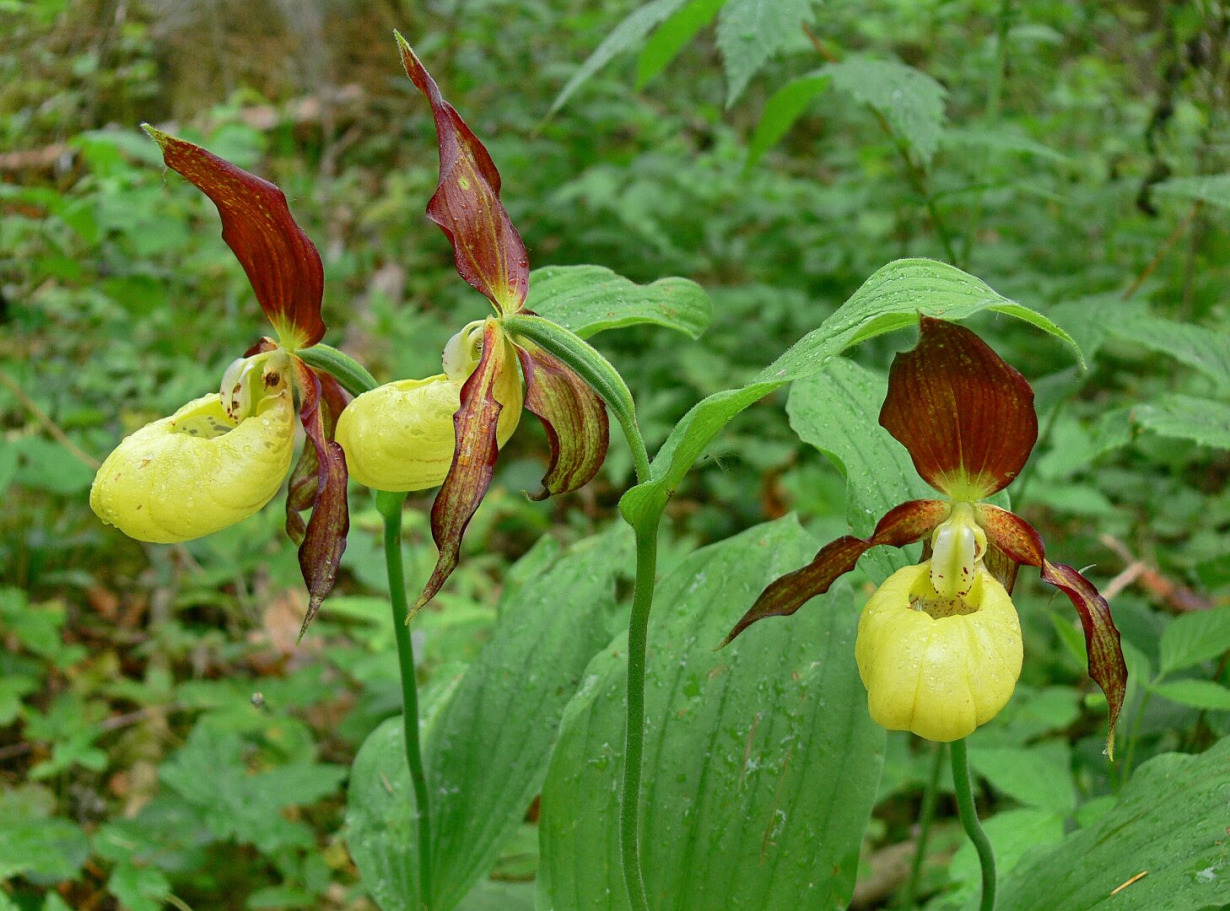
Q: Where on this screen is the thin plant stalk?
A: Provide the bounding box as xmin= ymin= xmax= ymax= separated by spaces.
xmin=950 ymin=738 xmax=996 ymax=911
xmin=898 ymin=741 xmax=946 ymax=909
xmin=620 ymin=518 xmax=660 ymax=911
xmin=377 ymin=490 xmax=433 ymax=909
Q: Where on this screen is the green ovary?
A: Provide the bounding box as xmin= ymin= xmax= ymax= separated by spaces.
xmin=855 ymin=561 xmax=1022 ymax=742
xmin=90 ymin=391 xmax=295 ymax=543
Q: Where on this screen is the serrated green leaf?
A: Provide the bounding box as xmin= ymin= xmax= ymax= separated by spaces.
xmin=347 ymin=527 xmax=632 ymax=911
xmin=1154 ymin=173 xmax=1230 ymax=208
xmin=525 ymin=265 xmax=711 ymax=339
xmin=106 ymin=862 xmax=172 ymax=911
xmin=746 ymin=71 xmax=829 ymax=170
xmin=1149 ymin=679 xmax=1230 ymax=711
xmin=619 ymin=259 xmax=1081 ymax=533
xmin=1112 ymin=316 xmax=1230 ymax=390
xmin=716 ymin=0 xmax=813 ymax=105
xmin=997 ymin=737 xmax=1230 ymax=911
xmin=1135 ymin=395 xmax=1230 ymax=449
xmin=0 ymin=818 xmax=90 ymax=882
xmin=538 ymin=518 xmax=883 ymax=910
xmin=1159 ymin=607 xmax=1230 ymax=675
xmin=826 ymin=56 xmax=947 ymax=164
xmin=551 ymin=0 xmax=693 ymax=114
xmin=636 ymin=0 xmax=724 ymax=87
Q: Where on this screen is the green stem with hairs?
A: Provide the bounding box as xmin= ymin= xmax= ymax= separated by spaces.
xmin=950 ymin=738 xmax=996 ymax=911
xmin=377 ymin=490 xmax=433 ymax=909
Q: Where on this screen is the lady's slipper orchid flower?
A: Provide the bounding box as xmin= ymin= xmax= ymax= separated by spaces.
xmin=90 ymin=129 xmax=349 ymax=637
xmin=336 ymin=37 xmax=609 ymax=615
xmin=724 ymin=316 xmax=1128 ymax=756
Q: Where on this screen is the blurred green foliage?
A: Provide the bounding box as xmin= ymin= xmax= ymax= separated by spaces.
xmin=3 ymin=0 xmax=1230 ymax=908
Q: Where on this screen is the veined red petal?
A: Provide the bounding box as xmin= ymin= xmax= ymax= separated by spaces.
xmin=721 ymin=498 xmax=949 ymax=646
xmin=289 ymin=358 xmax=349 ymax=640
xmin=979 ymin=504 xmax=1127 ymax=759
xmin=144 ymin=126 xmax=326 ymax=349
xmin=286 ymin=368 xmax=348 ymax=544
xmin=414 ymin=320 xmax=513 ymax=614
xmin=880 ymin=316 xmax=1037 ymax=500
xmin=516 ymin=342 xmax=609 ymax=500
xmin=396 ymin=35 xmax=529 ymax=314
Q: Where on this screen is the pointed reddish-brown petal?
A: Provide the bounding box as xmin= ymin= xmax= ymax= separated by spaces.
xmin=1041 ymin=561 xmax=1127 ymax=760
xmin=515 ymin=342 xmax=609 ymax=500
xmin=286 ymin=369 xmax=348 ymax=544
xmin=879 ymin=316 xmax=1037 ymax=501
xmin=722 ymin=498 xmax=949 ymax=646
xmin=397 ymin=35 xmax=529 ymax=314
xmin=289 ymin=358 xmax=349 ymax=640
xmin=979 ymin=504 xmax=1127 ymax=759
xmin=144 ymin=126 xmax=326 ymax=349
xmin=414 ymin=321 xmax=511 ymax=615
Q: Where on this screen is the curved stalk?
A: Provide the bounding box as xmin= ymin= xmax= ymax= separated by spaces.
xmin=950 ymin=738 xmax=996 ymax=911
xmin=620 ymin=519 xmax=660 ymax=911
xmin=377 ymin=490 xmax=433 ymax=909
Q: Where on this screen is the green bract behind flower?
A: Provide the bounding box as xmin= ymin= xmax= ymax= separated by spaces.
xmin=90 ymin=390 xmax=294 ymax=543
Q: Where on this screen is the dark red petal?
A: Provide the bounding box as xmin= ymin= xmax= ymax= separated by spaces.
xmin=979 ymin=504 xmax=1126 ymax=759
xmin=721 ymin=498 xmax=949 ymax=646
xmin=1041 ymin=561 xmax=1128 ymax=761
xmin=516 ymin=342 xmax=609 ymax=500
xmin=397 ymin=35 xmax=529 ymax=314
xmin=289 ymin=358 xmax=349 ymax=640
xmin=286 ymin=369 xmax=348 ymax=544
xmin=414 ymin=321 xmax=510 ymax=614
xmin=879 ymin=316 xmax=1038 ymax=499
xmin=144 ymin=126 xmax=326 ymax=348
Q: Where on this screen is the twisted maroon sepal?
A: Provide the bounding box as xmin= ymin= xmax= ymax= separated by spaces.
xmin=144 ymin=126 xmax=326 ymax=350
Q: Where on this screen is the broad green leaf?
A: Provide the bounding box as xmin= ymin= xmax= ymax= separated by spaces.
xmin=1135 ymin=395 xmax=1230 ymax=449
xmin=1154 ymin=173 xmax=1230 ymax=208
xmin=787 ymin=357 xmax=929 ymax=538
xmin=526 ymin=265 xmax=711 ymax=340
xmin=1148 ymin=679 xmax=1230 ymax=711
xmin=746 ymin=71 xmax=829 ymax=170
xmin=0 ymin=818 xmax=90 ymax=882
xmin=716 ymin=0 xmax=813 ymax=105
xmin=1111 ymin=315 xmax=1230 ymax=390
xmin=538 ymin=518 xmax=884 ymax=910
xmin=826 ymin=56 xmax=947 ymax=164
xmin=969 ymin=742 xmax=1076 ymax=813
xmin=997 ymin=737 xmax=1230 ymax=911
xmin=636 ymin=0 xmax=724 ymax=87
xmin=941 ymin=126 xmax=1073 ymax=164
xmin=346 ymin=527 xmax=631 ymax=911
xmin=551 ymin=0 xmax=693 ymax=114
xmin=1159 ymin=607 xmax=1230 ymax=674
xmin=13 ymin=436 xmax=94 ymax=494
xmin=620 ymin=259 xmax=1080 ymax=532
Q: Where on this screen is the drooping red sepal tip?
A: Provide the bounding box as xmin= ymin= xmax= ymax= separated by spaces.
xmin=142 ymin=125 xmax=327 ymax=350
xmin=516 ymin=343 xmax=609 ymax=500
xmin=395 ymin=33 xmax=529 ymax=315
xmin=288 ymin=359 xmax=350 ymax=641
xmin=413 ymin=320 xmax=511 ymax=616
xmin=979 ymin=504 xmax=1127 ymax=759
xmin=880 ymin=315 xmax=1038 ymax=501
xmin=720 ymin=499 xmax=950 ymax=647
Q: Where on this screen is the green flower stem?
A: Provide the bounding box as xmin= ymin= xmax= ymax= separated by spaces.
xmin=620 ymin=517 xmax=660 ymax=911
xmin=297 ymin=343 xmax=380 ymax=397
xmin=377 ymin=490 xmax=433 ymax=909
xmin=898 ymin=741 xmax=946 ymax=909
xmin=950 ymin=738 xmax=996 ymax=911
